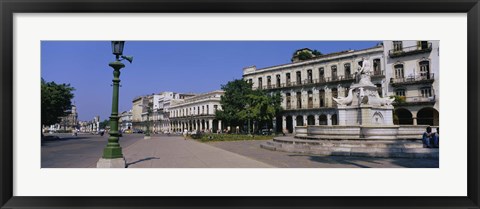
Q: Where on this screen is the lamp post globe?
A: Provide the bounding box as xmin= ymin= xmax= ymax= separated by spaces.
xmin=97 ymin=41 xmax=132 ymax=168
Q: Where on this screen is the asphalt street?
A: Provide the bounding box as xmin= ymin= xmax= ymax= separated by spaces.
xmin=42 ymin=134 xmax=439 ymax=168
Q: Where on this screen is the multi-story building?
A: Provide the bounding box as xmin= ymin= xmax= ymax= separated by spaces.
xmin=119 ymin=109 xmax=133 ymax=132
xmin=131 ymin=92 xmax=196 ymax=133
xmin=384 ymin=40 xmax=439 ymax=126
xmin=131 ymin=95 xmax=150 ymax=131
xmin=169 ymin=90 xmax=224 ymax=133
xmin=242 ymin=41 xmax=439 ymax=133
xmin=45 ymin=105 xmax=79 ymax=132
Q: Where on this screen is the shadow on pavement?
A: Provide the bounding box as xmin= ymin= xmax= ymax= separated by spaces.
xmin=288 ymin=154 xmax=384 ymax=168
xmin=126 ymin=157 xmax=160 ymax=167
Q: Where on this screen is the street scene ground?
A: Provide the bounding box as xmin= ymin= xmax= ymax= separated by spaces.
xmin=42 ymin=133 xmax=439 ymax=168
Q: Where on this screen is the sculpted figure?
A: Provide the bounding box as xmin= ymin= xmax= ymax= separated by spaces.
xmin=333 ymin=88 xmax=355 ymax=106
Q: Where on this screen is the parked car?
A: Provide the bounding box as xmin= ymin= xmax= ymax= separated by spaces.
xmin=260 ymin=129 xmax=272 ymax=135
xmin=133 ymin=129 xmax=144 ymax=134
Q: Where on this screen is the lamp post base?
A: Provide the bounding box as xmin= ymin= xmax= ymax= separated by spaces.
xmin=96 ymin=157 xmax=126 ymax=168
xmin=144 ymin=135 xmax=151 ymax=139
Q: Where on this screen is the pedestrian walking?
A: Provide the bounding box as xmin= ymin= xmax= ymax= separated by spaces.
xmin=183 ymin=129 xmax=188 ymax=140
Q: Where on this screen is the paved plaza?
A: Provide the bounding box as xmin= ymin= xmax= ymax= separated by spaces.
xmin=42 ymin=134 xmax=438 ymax=168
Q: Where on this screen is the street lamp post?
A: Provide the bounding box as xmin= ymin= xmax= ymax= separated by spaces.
xmin=97 ymin=41 xmax=133 ymax=168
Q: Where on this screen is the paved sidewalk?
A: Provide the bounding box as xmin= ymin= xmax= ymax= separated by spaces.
xmin=208 ymin=140 xmax=439 ymax=168
xmin=123 ymin=136 xmax=274 ymax=168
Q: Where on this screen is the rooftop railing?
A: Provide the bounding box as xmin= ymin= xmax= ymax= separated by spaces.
xmin=389 ymin=42 xmax=432 ymax=58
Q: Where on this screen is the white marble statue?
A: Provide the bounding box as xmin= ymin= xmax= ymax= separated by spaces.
xmin=333 ymin=88 xmax=355 ymax=106
xmin=355 ymin=57 xmax=374 ymax=85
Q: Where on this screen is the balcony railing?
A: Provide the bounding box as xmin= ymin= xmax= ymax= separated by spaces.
xmin=389 ymin=42 xmax=432 ymax=58
xmin=391 ymin=73 xmax=435 ymax=85
xmin=395 ymin=95 xmax=436 ymax=105
xmin=249 ymin=72 xmax=387 ymax=91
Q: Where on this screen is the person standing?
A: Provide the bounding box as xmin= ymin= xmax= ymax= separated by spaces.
xmin=183 ymin=129 xmax=188 ymax=140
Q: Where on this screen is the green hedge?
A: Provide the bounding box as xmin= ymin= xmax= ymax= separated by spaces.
xmin=195 ymin=134 xmax=274 ymax=142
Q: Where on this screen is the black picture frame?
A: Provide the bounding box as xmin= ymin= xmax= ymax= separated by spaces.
xmin=1 ymin=0 xmax=479 ymax=208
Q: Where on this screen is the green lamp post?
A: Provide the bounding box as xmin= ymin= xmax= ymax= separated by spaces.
xmin=97 ymin=41 xmax=133 ymax=168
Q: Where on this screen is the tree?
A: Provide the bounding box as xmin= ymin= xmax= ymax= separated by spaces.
xmin=215 ymin=79 xmax=254 ymax=128
xmin=41 ymin=78 xmax=75 ymax=126
xmin=312 ymin=50 xmax=323 ymax=56
xmin=216 ymin=79 xmax=282 ymax=133
xmin=99 ymin=119 xmax=110 ymax=129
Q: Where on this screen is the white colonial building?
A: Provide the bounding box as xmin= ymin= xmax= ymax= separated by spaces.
xmin=119 ymin=109 xmax=133 ymax=132
xmin=242 ymin=41 xmax=439 ymax=133
xmin=169 ymin=90 xmax=224 ymax=133
xmin=384 ymin=40 xmax=439 ymax=126
xmin=131 ymin=92 xmax=196 ymax=133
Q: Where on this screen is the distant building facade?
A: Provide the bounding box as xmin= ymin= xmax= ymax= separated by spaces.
xmin=119 ymin=110 xmax=133 ymax=132
xmin=169 ymin=90 xmax=224 ymax=133
xmin=131 ymin=92 xmax=196 ymax=133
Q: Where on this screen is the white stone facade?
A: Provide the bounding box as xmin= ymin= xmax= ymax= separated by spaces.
xmin=383 ymin=40 xmax=439 ymax=126
xmin=242 ymin=41 xmax=440 ymax=133
xmin=169 ymin=90 xmax=224 ymax=133
xmin=243 ymin=45 xmax=386 ymax=133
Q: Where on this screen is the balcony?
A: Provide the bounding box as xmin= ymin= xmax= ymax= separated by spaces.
xmin=253 ymin=74 xmax=365 ymax=91
xmin=394 ymin=95 xmax=436 ymax=106
xmin=391 ymin=73 xmax=435 ymax=86
xmin=389 ymin=42 xmax=432 ymax=58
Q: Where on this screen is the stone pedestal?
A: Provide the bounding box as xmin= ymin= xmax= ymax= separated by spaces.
xmin=144 ymin=136 xmax=151 ymax=139
xmin=96 ymin=157 xmax=126 ymax=168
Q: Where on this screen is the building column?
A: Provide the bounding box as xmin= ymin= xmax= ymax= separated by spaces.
xmin=209 ymin=119 xmax=213 ymax=131
xmin=292 ymin=115 xmax=297 ymax=127
xmin=314 ymin=115 xmax=319 ymax=125
xmin=327 ymin=114 xmax=332 ymax=126
xmin=412 ymin=111 xmax=418 ymax=125
xmin=218 ymin=120 xmax=222 ymax=132
xmin=282 ymin=116 xmax=287 ymax=132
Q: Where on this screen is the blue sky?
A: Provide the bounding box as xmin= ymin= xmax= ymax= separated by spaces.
xmin=41 ymin=41 xmax=380 ymax=121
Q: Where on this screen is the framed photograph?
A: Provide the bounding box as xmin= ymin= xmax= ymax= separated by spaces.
xmin=1 ymin=0 xmax=479 ymax=208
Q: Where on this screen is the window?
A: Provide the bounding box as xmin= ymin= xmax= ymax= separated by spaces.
xmin=308 ymin=91 xmax=313 ymax=108
xmin=394 ymin=64 xmax=404 ymax=79
xmin=267 ymin=76 xmax=272 ymax=88
xmin=344 ymin=63 xmax=351 ymax=79
xmin=286 ymin=93 xmax=291 ymax=109
xmin=421 ymin=87 xmax=432 ymax=98
xmin=331 ymin=65 xmax=338 ymax=81
xmin=296 ymin=71 xmax=302 ymax=85
xmin=276 ymin=74 xmax=281 ymax=87
xmin=419 ymin=60 xmax=430 ymax=79
xmin=419 ymin=41 xmax=429 ymax=49
xmin=258 ymin=77 xmax=263 ymax=89
xmin=375 ymin=84 xmax=382 ymax=96
xmin=286 ymin=73 xmax=291 ymax=86
xmin=319 ymin=68 xmax=325 ymax=82
xmin=248 ymin=79 xmax=252 ymax=84
xmin=206 ymin=105 xmax=209 ymax=114
xmin=296 ymin=92 xmax=302 ymax=109
xmin=331 ymin=88 xmax=338 ymax=107
xmin=214 ymin=105 xmax=218 ymax=113
xmin=319 ymin=90 xmax=325 ymax=107
xmin=393 ymin=41 xmax=403 ymax=51
xmin=373 ymin=59 xmax=381 ymax=75
xmin=395 ymin=89 xmax=405 ymax=96
xmin=307 ymin=69 xmax=313 ymax=83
